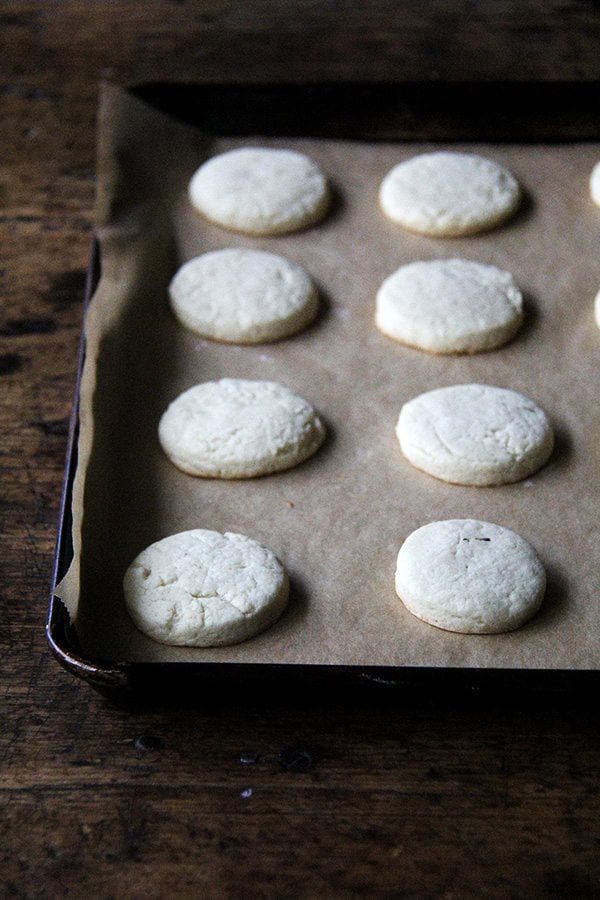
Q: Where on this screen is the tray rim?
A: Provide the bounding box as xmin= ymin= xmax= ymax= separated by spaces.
xmin=47 ymin=80 xmax=600 ymax=698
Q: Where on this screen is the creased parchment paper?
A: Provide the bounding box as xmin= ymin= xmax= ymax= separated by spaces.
xmin=57 ymin=83 xmax=600 ymax=668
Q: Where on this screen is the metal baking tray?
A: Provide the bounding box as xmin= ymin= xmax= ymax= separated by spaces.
xmin=47 ymin=81 xmax=600 ymax=699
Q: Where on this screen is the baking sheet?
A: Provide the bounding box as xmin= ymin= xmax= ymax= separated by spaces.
xmin=57 ymin=83 xmax=600 ymax=668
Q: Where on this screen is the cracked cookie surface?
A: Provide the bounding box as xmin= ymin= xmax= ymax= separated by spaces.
xmin=396 ymin=383 xmax=553 ymax=485
xmin=159 ymin=378 xmax=325 ymax=478
xmin=376 ymin=258 xmax=523 ymax=354
xmin=123 ymin=529 xmax=289 ymax=646
xmin=379 ymin=151 xmax=520 ymax=237
xmin=188 ymin=147 xmax=329 ymax=235
xmin=169 ymin=248 xmax=318 ymax=344
xmin=395 ymin=519 xmax=546 ymax=634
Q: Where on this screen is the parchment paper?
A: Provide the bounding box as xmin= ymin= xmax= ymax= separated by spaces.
xmin=58 ymin=83 xmax=600 ymax=668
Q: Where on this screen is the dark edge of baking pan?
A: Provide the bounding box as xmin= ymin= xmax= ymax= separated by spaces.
xmin=133 ymin=81 xmax=600 ymax=142
xmin=47 ymin=81 xmax=600 ymax=702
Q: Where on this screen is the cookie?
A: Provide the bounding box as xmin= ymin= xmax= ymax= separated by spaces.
xmin=169 ymin=248 xmax=318 ymax=344
xmin=123 ymin=529 xmax=289 ymax=647
xmin=159 ymin=378 xmax=325 ymax=478
xmin=396 ymin=384 xmax=553 ymax=485
xmin=590 ymin=161 xmax=600 ymax=207
xmin=188 ymin=147 xmax=329 ymax=235
xmin=375 ymin=258 xmax=523 ymax=354
xmin=595 ymin=288 xmax=600 ymax=330
xmin=379 ymin=151 xmax=521 ymax=237
xmin=395 ymin=519 xmax=545 ymax=634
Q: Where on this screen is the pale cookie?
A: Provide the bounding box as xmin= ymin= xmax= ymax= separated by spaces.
xmin=159 ymin=378 xmax=325 ymax=478
xmin=169 ymin=248 xmax=318 ymax=344
xmin=595 ymin=288 xmax=600 ymax=330
xmin=395 ymin=519 xmax=545 ymax=634
xmin=379 ymin=151 xmax=521 ymax=236
xmin=123 ymin=529 xmax=289 ymax=647
xmin=590 ymin=161 xmax=600 ymax=207
xmin=188 ymin=147 xmax=329 ymax=235
xmin=375 ymin=258 xmax=523 ymax=354
xmin=396 ymin=384 xmax=553 ymax=485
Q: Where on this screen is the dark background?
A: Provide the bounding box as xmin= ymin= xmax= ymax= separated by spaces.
xmin=2 ymin=3 xmax=599 ymax=896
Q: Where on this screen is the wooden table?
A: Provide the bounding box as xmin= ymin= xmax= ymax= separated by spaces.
xmin=3 ymin=3 xmax=599 ymax=895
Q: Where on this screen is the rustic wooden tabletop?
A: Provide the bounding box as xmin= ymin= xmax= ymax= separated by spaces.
xmin=2 ymin=3 xmax=600 ymax=896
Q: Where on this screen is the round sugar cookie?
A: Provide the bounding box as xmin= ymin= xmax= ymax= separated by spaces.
xmin=188 ymin=147 xmax=329 ymax=235
xmin=124 ymin=529 xmax=289 ymax=647
xmin=159 ymin=378 xmax=326 ymax=478
xmin=375 ymin=258 xmax=523 ymax=353
xmin=169 ymin=248 xmax=318 ymax=344
xmin=395 ymin=519 xmax=546 ymax=634
xmin=379 ymin=151 xmax=521 ymax=237
xmin=396 ymin=384 xmax=553 ymax=486
xmin=590 ymin=161 xmax=600 ymax=207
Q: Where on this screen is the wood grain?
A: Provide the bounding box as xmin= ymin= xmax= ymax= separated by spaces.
xmin=2 ymin=2 xmax=600 ymax=896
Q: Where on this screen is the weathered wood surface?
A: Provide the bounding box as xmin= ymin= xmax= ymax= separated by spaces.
xmin=2 ymin=3 xmax=600 ymax=896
